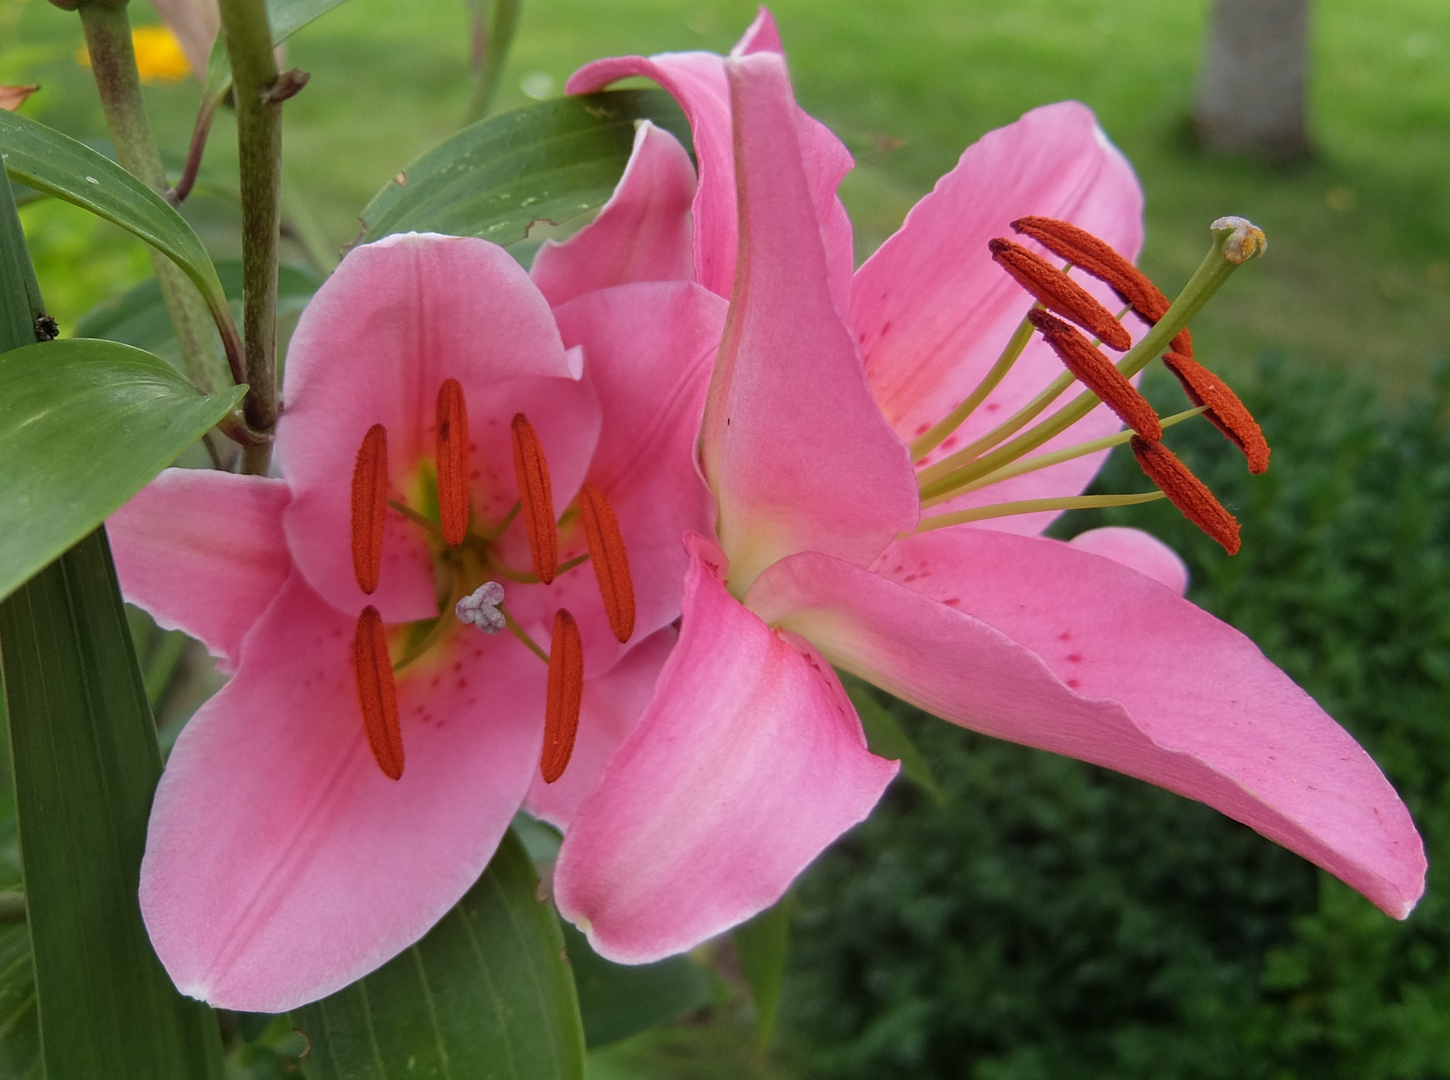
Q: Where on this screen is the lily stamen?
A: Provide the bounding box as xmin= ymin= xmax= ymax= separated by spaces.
xmin=1130 ymin=436 xmax=1241 ymax=554
xmin=350 ymin=423 xmax=388 ymax=594
xmin=934 ymin=405 xmax=1207 ymax=504
xmin=1028 ymin=310 xmax=1162 ymax=440
xmin=499 ymin=602 xmax=550 ymax=664
xmin=1161 ymin=351 xmax=1270 ymax=474
xmin=541 ymin=609 xmax=584 ymax=783
xmin=915 ymin=491 xmax=1165 ymax=534
xmin=989 ymin=237 xmax=1132 ymax=351
xmin=910 ymin=312 xmax=1037 ymax=461
xmin=435 ymin=378 xmax=471 ymax=546
xmin=354 ymin=605 xmax=405 ymax=780
xmin=511 ymin=413 xmax=559 ymax=584
xmin=577 ymin=482 xmax=636 ymax=643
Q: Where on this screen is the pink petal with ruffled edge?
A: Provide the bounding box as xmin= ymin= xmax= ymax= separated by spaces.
xmin=855 ymin=102 xmax=1144 ymax=533
xmin=531 ymin=123 xmax=697 ymax=308
xmin=701 ymin=54 xmax=915 ymax=592
xmin=140 ymin=572 xmax=546 ymax=1011
xmin=747 ymin=533 xmax=1424 ymax=919
xmin=514 ymin=281 xmax=723 ymax=669
xmin=1068 ymin=525 xmax=1188 ymax=595
xmin=108 ymin=468 xmax=291 ymax=673
xmin=278 ymin=233 xmax=597 ymax=625
xmin=567 ymin=9 xmax=854 ymax=306
xmin=554 ymin=534 xmax=897 ymax=962
xmin=524 ymin=627 xmax=676 ymax=830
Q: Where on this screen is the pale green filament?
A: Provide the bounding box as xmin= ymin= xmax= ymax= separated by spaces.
xmin=922 ymin=406 xmax=1207 ymax=508
xmin=914 ymin=491 xmax=1165 ymax=534
xmin=910 ymin=312 xmax=1036 ymax=461
xmin=500 ymin=602 xmax=549 ymax=663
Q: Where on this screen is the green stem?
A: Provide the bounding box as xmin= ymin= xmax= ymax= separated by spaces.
xmin=217 ymin=0 xmax=284 ymax=475
xmin=77 ymin=2 xmax=227 ymax=397
xmin=462 ymin=0 xmax=521 ymax=125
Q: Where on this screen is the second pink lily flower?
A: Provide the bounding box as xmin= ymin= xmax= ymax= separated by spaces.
xmin=547 ymin=31 xmax=1425 ymax=961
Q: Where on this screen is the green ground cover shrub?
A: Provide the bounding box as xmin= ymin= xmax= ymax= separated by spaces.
xmin=784 ymin=357 xmax=1450 ymax=1080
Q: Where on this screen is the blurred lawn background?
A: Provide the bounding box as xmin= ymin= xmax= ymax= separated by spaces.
xmin=3 ymin=1 xmax=1449 ymax=1077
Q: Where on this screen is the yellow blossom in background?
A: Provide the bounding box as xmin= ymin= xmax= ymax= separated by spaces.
xmin=76 ymin=26 xmax=192 ymax=84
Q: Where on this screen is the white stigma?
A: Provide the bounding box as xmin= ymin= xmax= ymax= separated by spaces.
xmin=455 ymin=581 xmax=506 ymax=634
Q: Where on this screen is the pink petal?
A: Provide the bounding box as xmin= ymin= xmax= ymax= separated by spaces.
xmin=108 ymin=468 xmax=291 ymax=674
xmin=855 ymin=102 xmax=1145 ymax=533
xmin=524 ymin=627 xmax=676 ymax=830
xmin=531 ymin=122 xmax=697 ymax=307
xmin=514 ymin=281 xmax=723 ymax=668
xmin=701 ymin=54 xmax=916 ymax=592
xmin=731 ymin=7 xmax=784 ymax=56
xmin=553 ymin=533 xmax=897 ymax=962
xmin=566 ymin=16 xmax=853 ymax=304
xmin=1068 ymin=525 xmax=1188 ymax=595
xmin=278 ymin=233 xmax=597 ymax=624
xmin=746 ymin=534 xmax=1424 ymax=919
xmin=140 ymin=572 xmax=546 ymax=1011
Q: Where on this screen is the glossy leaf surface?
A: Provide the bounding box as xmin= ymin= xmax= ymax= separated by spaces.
xmin=291 ymin=829 xmax=586 ymax=1080
xmin=360 ymin=90 xmax=691 ymax=246
xmin=0 ymin=110 xmax=229 ymax=317
xmin=0 ymin=338 xmax=245 ymax=602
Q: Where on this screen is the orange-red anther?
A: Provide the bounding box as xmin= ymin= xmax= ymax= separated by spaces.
xmin=435 ymin=378 xmax=470 ymax=546
xmin=578 ymin=482 xmax=636 ymax=643
xmin=541 ymin=609 xmax=584 ymax=784
xmin=1012 ymin=216 xmax=1163 ymax=311
xmin=1130 ymin=436 xmax=1242 ymax=555
xmin=511 ymin=413 xmax=558 ymax=584
xmin=351 ymin=424 xmax=388 ymax=594
xmin=1011 ymin=218 xmax=1195 ymax=358
xmin=1162 ymin=351 xmax=1270 ymax=474
xmin=354 ymin=606 xmax=404 ymax=780
xmin=1029 ymin=310 xmax=1162 ymax=440
xmin=989 ymin=237 xmax=1132 ymax=352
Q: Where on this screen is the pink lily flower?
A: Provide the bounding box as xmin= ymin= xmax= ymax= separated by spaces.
xmin=108 ymin=229 xmax=726 ymax=1010
xmin=548 ymin=46 xmax=1425 ymax=962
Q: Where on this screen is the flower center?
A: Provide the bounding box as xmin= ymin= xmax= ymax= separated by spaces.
xmin=908 ymin=214 xmax=1269 ymax=555
xmin=345 ymin=382 xmax=637 ymax=782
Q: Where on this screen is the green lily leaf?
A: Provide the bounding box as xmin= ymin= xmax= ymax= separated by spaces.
xmin=360 ymin=89 xmax=691 ymax=246
xmin=76 ymin=260 xmax=321 ymax=373
xmin=845 ymin=677 xmax=947 ymax=806
xmin=291 ymin=828 xmax=585 ymax=1080
xmin=560 ymin=920 xmax=713 ymax=1049
xmin=734 ymin=898 xmax=791 ymax=1051
xmin=0 ymin=109 xmax=231 ymax=324
xmin=0 ymin=337 xmax=246 ymax=602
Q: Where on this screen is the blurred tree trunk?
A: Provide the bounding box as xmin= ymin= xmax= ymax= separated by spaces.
xmin=1193 ymin=0 xmax=1312 ymax=160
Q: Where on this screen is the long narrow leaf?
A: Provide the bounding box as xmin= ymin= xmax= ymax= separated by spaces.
xmin=0 ymin=164 xmax=226 ymax=1080
xmin=292 ymin=828 xmax=586 ymax=1080
xmin=0 ymin=110 xmax=231 ymax=322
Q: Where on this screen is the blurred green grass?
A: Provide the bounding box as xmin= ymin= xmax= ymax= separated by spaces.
xmin=4 ymin=0 xmax=1448 ymax=385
